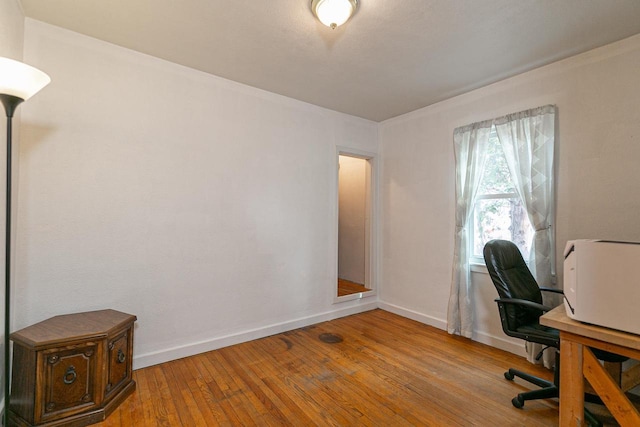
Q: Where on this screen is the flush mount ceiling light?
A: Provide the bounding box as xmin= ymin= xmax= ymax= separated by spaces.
xmin=311 ymin=0 xmax=359 ymax=29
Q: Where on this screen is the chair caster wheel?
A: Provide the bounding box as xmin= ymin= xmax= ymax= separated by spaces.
xmin=504 ymin=371 xmax=514 ymax=381
xmin=512 ymin=395 xmax=524 ymax=408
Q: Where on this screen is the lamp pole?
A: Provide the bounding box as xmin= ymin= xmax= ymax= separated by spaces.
xmin=0 ymin=94 xmax=22 ymax=427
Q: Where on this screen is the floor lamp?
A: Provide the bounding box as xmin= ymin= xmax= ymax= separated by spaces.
xmin=0 ymin=57 xmax=50 ymax=426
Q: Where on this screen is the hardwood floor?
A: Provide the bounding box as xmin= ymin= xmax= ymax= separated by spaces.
xmin=94 ymin=309 xmax=616 ymax=426
xmin=337 ymin=278 xmax=370 ymax=297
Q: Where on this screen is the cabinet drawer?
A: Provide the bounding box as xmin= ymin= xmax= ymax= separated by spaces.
xmin=106 ymin=328 xmax=132 ymax=398
xmin=39 ymin=342 xmax=100 ymax=422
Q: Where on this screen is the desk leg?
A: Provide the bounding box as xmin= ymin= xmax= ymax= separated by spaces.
xmin=560 ymin=333 xmax=584 ymax=426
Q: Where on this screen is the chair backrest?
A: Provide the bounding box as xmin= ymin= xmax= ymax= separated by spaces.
xmin=483 ymin=239 xmax=543 ymax=332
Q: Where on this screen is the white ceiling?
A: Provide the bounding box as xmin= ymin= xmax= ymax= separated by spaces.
xmin=19 ymin=0 xmax=640 ymax=122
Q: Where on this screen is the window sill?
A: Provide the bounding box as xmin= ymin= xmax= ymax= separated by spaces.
xmin=470 ymin=262 xmax=488 ymax=274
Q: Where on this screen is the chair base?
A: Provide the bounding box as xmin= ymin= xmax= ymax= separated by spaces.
xmin=505 ymin=367 xmax=557 ymax=408
xmin=504 ymin=367 xmax=602 ymax=427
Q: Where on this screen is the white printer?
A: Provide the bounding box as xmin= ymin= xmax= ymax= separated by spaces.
xmin=563 ymin=239 xmax=640 ymax=335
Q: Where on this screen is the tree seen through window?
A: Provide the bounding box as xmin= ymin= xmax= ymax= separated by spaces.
xmin=472 ymin=129 xmax=533 ymax=261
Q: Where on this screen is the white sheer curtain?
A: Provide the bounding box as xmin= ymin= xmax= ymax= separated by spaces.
xmin=447 ymin=120 xmax=492 ymax=338
xmin=495 ymin=104 xmax=556 ymax=365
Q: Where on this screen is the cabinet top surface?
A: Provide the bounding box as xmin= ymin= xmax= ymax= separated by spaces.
xmin=11 ymin=309 xmax=137 ymax=349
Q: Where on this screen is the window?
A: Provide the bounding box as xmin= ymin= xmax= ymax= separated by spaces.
xmin=470 ymin=128 xmax=534 ymax=264
xmin=450 ymin=105 xmax=555 ymax=338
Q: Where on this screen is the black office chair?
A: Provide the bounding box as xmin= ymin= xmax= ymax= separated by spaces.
xmin=483 ymin=240 xmax=626 ymax=425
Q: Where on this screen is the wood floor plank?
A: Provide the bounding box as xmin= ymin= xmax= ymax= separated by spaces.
xmin=135 ymin=367 xmax=157 ymax=426
xmin=165 ymin=360 xmax=210 ymax=425
xmin=280 ymin=327 xmax=426 ymax=425
xmin=190 ymin=353 xmax=236 ymax=426
xmin=203 ymin=351 xmax=263 ymax=426
xmin=179 ymin=356 xmax=229 ymax=426
xmin=217 ymin=345 xmax=293 ymax=425
xmin=298 ymin=323 xmax=464 ymax=425
xmin=224 ymin=341 xmax=311 ymax=426
xmin=252 ymin=335 xmax=360 ymax=426
xmin=337 ymin=278 xmax=370 ymax=297
xmin=151 ymin=364 xmax=185 ymax=426
xmin=339 ymin=311 xmax=555 ymax=425
xmin=94 ymin=309 xmax=582 ymax=426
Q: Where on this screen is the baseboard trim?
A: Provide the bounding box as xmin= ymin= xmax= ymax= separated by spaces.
xmin=133 ymin=301 xmax=378 ymax=370
xmin=472 ymin=330 xmax=525 ymax=356
xmin=377 ymin=302 xmax=448 ymax=330
xmin=134 ymin=300 xmax=526 ymax=369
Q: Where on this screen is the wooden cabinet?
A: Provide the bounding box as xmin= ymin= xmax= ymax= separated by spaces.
xmin=9 ymin=310 xmax=137 ymax=427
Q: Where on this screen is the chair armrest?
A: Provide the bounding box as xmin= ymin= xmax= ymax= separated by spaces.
xmin=495 ymin=298 xmax=554 ymax=313
xmin=539 ymin=287 xmax=564 ymax=295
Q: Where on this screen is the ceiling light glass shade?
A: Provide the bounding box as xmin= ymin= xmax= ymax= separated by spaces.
xmin=311 ymin=0 xmax=359 ymax=29
xmin=0 ymin=57 xmax=51 ymax=101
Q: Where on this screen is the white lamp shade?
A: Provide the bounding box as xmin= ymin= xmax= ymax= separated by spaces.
xmin=312 ymin=0 xmax=358 ymax=28
xmin=0 ymin=57 xmax=51 ymax=101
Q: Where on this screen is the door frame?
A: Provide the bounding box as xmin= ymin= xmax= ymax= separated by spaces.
xmin=334 ymin=146 xmax=378 ymax=303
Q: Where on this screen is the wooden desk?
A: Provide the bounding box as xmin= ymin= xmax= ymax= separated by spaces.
xmin=541 ymin=306 xmax=640 ymax=426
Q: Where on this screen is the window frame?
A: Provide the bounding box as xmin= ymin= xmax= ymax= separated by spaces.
xmin=468 ymin=127 xmax=533 ymax=266
xmin=469 ymin=192 xmax=523 ymax=265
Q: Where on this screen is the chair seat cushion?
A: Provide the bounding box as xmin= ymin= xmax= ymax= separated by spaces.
xmin=515 ymin=323 xmax=560 ymax=348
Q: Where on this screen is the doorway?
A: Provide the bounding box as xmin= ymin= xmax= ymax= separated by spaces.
xmin=337 ymin=152 xmax=374 ymax=298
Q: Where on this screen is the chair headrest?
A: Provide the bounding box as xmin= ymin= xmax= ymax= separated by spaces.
xmin=483 ymin=239 xmax=527 ymax=272
xmin=483 ymin=239 xmax=538 ymax=300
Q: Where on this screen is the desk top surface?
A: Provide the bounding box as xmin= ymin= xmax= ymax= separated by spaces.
xmin=541 ymin=306 xmax=640 ymax=351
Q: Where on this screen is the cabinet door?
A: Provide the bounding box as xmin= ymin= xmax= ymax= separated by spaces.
xmin=106 ymin=328 xmax=132 ymax=398
xmin=39 ymin=342 xmax=99 ymax=423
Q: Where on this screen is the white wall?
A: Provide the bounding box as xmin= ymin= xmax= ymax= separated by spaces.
xmin=16 ymin=19 xmax=379 ymax=369
xmin=0 ymin=0 xmax=24 ymax=61
xmin=338 ymin=155 xmax=366 ymax=284
xmin=378 ymin=34 xmax=640 ymax=355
